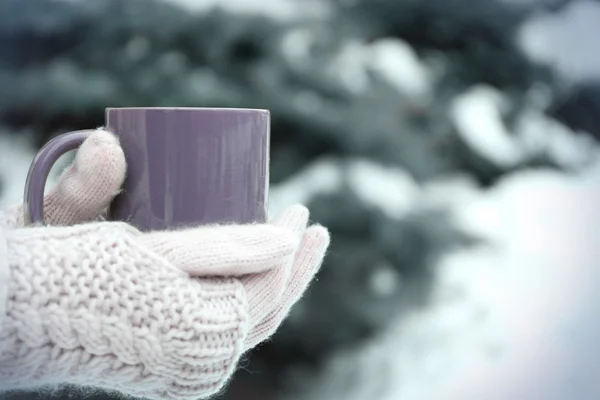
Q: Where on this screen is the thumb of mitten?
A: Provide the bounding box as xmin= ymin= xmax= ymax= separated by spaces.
xmin=240 ymin=205 xmax=309 ymax=328
xmin=244 ymin=224 xmax=329 ymax=350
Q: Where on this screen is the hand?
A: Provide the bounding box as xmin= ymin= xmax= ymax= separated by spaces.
xmin=0 ymin=129 xmax=330 ymax=399
xmin=0 ymin=128 xmax=127 ymax=228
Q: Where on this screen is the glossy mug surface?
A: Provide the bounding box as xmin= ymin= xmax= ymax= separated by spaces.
xmin=24 ymin=107 xmax=270 ymax=230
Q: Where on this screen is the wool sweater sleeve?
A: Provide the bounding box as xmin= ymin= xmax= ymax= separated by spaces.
xmin=0 ymin=222 xmax=250 ymax=399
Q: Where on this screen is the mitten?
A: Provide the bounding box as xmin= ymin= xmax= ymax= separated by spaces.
xmin=0 ymin=207 xmax=329 ymax=399
xmin=0 ymin=128 xmax=126 ymax=229
xmin=0 ymin=128 xmax=330 ymax=399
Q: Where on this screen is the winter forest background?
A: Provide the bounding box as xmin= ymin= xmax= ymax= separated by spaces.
xmin=1 ymin=0 xmax=600 ymax=399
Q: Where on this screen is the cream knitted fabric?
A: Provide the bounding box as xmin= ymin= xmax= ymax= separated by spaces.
xmin=0 ymin=128 xmax=331 ymax=399
xmin=244 ymin=224 xmax=327 ymax=350
xmin=0 ymin=128 xmax=125 ymax=229
xmin=0 ymin=219 xmax=302 ymax=399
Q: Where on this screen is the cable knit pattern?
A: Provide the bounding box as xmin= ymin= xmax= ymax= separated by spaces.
xmin=0 ymin=223 xmax=248 ymax=399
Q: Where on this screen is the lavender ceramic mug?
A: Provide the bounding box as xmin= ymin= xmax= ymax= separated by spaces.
xmin=24 ymin=107 xmax=270 ymax=230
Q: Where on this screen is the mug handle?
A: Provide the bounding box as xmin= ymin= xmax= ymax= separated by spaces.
xmin=23 ymin=129 xmax=95 ymax=225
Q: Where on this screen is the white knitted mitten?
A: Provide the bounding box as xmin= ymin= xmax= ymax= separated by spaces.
xmin=0 ymin=129 xmax=330 ymax=399
xmin=1 ymin=206 xmax=329 ymax=399
xmin=0 ymin=128 xmax=126 ymax=229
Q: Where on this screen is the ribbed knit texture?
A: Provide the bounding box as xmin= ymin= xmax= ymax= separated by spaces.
xmin=0 ymin=222 xmax=249 ymax=399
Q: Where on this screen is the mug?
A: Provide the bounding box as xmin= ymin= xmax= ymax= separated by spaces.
xmin=24 ymin=107 xmax=270 ymax=230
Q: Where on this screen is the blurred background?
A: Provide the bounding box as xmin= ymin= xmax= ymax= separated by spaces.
xmin=1 ymin=0 xmax=600 ymax=399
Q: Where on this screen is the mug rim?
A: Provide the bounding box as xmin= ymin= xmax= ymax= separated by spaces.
xmin=106 ymin=107 xmax=269 ymax=113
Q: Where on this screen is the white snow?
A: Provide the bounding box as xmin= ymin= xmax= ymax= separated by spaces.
xmin=289 ymin=151 xmax=600 ymax=400
xmin=326 ymin=40 xmax=372 ymax=94
xmin=159 ymin=0 xmax=329 ymax=20
xmin=269 ymin=157 xmax=420 ymax=219
xmin=429 ymin=161 xmax=600 ymax=400
xmin=519 ymin=0 xmax=600 ymax=82
xmin=58 ymin=0 xmax=330 ymax=20
xmin=320 ymin=38 xmax=432 ymax=97
xmin=451 ymin=84 xmax=595 ymax=169
xmin=517 ymin=105 xmax=597 ymax=168
xmin=280 ymin=29 xmax=316 ymax=64
xmin=368 ymin=38 xmax=432 ymax=98
xmin=451 ymin=85 xmax=524 ymax=168
xmin=280 ymin=79 xmax=600 ymax=400
xmin=281 ymin=34 xmax=433 ymax=97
